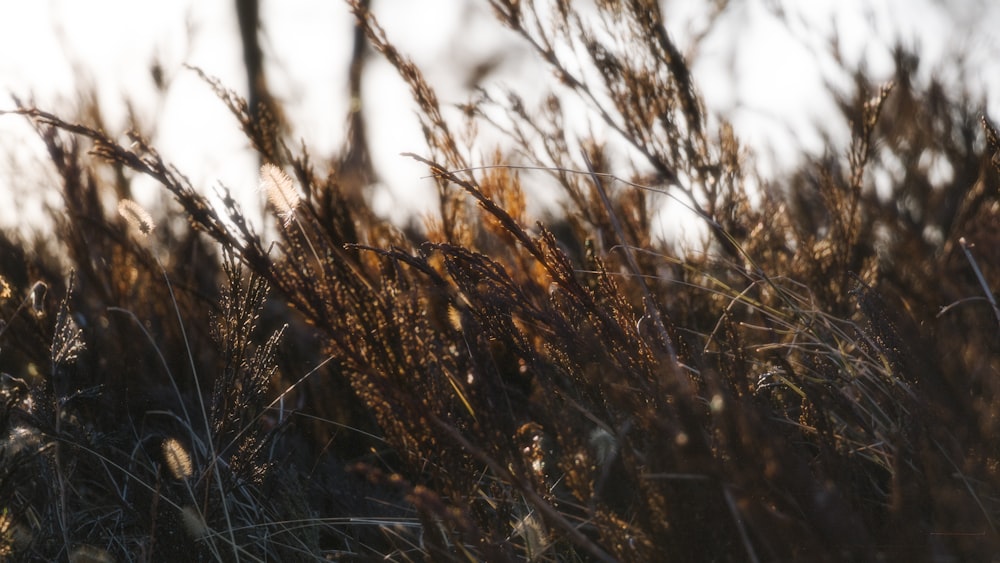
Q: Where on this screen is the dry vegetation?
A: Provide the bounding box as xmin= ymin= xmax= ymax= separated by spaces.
xmin=1 ymin=1 xmax=999 ymax=561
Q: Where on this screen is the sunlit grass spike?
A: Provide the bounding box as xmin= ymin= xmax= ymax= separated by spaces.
xmin=259 ymin=162 xmax=300 ymax=227
xmin=117 ymin=198 xmax=155 ymax=236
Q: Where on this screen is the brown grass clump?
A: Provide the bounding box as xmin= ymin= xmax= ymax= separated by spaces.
xmin=0 ymin=1 xmax=998 ymax=561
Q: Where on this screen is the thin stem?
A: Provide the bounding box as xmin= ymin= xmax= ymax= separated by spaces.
xmin=959 ymin=237 xmax=1000 ymax=330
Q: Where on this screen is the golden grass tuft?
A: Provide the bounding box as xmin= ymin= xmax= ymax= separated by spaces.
xmin=161 ymin=437 xmax=193 ymax=481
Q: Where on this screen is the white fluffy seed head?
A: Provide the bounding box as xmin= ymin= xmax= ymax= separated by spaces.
xmin=68 ymin=545 xmax=114 ymax=563
xmin=180 ymin=505 xmax=210 ymax=539
xmin=259 ymin=163 xmax=300 ymax=227
xmin=589 ymin=427 xmax=617 ymax=467
xmin=117 ymin=199 xmax=155 ymax=236
xmin=162 ymin=437 xmax=193 ymax=480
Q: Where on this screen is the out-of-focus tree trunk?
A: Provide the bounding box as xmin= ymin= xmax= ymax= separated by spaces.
xmin=235 ymin=0 xmax=284 ymax=161
xmin=338 ymin=0 xmax=375 ymax=197
xmin=235 ymin=0 xmax=374 ymax=192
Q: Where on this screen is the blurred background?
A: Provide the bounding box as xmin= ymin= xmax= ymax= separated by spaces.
xmin=1 ymin=0 xmax=998 ymax=234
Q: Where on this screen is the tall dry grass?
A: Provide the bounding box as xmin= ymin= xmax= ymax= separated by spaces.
xmin=0 ymin=1 xmax=998 ymax=561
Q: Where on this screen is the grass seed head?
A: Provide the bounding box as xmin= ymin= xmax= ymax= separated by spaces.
xmin=0 ymin=276 xmax=11 ymax=301
xmin=68 ymin=545 xmax=115 ymax=563
xmin=259 ymin=162 xmax=300 ymax=227
xmin=589 ymin=427 xmax=617 ymax=467
xmin=117 ymin=198 xmax=155 ymax=236
xmin=162 ymin=437 xmax=193 ymax=480
xmin=180 ymin=505 xmax=210 ymax=540
xmin=29 ymin=281 xmax=47 ymax=316
xmin=0 ymin=511 xmax=31 ymax=557
xmin=2 ymin=426 xmax=41 ymax=458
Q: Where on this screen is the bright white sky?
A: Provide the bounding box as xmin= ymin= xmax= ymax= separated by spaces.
xmin=1 ymin=0 xmax=997 ymax=237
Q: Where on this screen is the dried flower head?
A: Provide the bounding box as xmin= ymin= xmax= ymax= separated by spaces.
xmin=259 ymin=163 xmax=300 ymax=227
xmin=117 ymin=199 xmax=155 ymax=236
xmin=162 ymin=437 xmax=193 ymax=480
